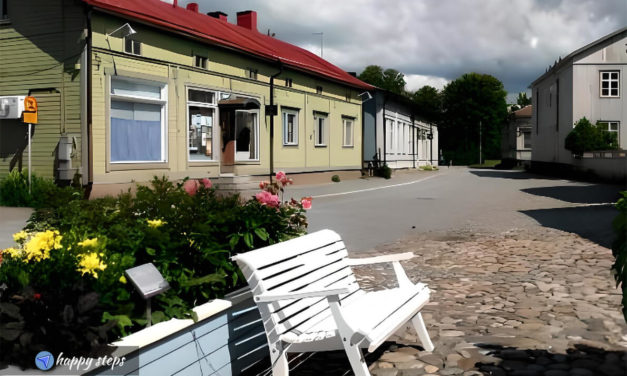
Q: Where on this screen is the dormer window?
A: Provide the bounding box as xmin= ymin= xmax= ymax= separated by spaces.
xmin=124 ymin=36 xmax=141 ymax=55
xmin=247 ymin=68 xmax=258 ymax=80
xmin=316 ymin=86 xmax=323 ymax=95
xmin=285 ymin=78 xmax=293 ymax=88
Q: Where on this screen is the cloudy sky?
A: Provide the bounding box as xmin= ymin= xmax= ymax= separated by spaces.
xmin=182 ymin=0 xmax=626 ymax=101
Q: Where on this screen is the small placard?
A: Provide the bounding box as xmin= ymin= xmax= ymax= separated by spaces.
xmin=125 ymin=263 xmax=170 ymax=299
xmin=265 ymin=104 xmax=278 ymax=116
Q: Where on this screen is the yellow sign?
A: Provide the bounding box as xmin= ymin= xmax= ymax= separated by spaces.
xmin=23 ymin=96 xmax=38 ymax=124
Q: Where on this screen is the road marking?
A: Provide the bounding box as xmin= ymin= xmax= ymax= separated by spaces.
xmin=312 ymin=174 xmax=442 ymax=198
xmin=568 ymin=202 xmax=616 ymax=208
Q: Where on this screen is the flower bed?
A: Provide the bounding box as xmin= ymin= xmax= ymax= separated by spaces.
xmin=0 ymin=173 xmax=310 ymax=369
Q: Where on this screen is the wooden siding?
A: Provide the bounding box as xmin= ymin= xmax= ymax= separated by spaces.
xmin=0 ymin=0 xmax=84 ymax=180
xmin=91 ymin=289 xmax=269 ymax=376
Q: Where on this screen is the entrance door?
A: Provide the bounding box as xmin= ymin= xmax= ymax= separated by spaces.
xmin=220 ymin=109 xmax=235 ymax=172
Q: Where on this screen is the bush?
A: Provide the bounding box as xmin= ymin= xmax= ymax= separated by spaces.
xmin=0 ymin=169 xmax=81 ymax=208
xmin=331 ymin=174 xmax=340 ymax=183
xmin=375 ymin=164 xmax=392 ymax=179
xmin=612 ymin=191 xmax=627 ymax=323
xmin=565 ymin=117 xmax=619 ymax=156
xmin=421 ymin=165 xmax=433 ymax=171
xmin=0 ymin=174 xmax=309 ymax=367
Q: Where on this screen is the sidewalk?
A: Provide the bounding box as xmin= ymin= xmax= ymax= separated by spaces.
xmin=0 ymin=207 xmax=32 ymax=249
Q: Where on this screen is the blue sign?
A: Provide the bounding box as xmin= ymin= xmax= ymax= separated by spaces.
xmin=35 ymin=351 xmax=54 ymax=371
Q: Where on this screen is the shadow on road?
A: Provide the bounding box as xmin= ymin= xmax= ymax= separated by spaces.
xmin=521 ymin=185 xmax=623 ymax=204
xmin=476 ymin=344 xmax=626 ymax=376
xmin=469 ymin=170 xmax=561 ymax=180
xmin=520 ymin=205 xmax=617 ymax=248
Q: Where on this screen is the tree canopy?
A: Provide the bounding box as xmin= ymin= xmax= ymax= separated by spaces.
xmin=516 ymin=92 xmax=531 ymax=107
xmin=358 ymin=65 xmax=406 ymax=95
xmin=440 ymin=73 xmax=508 ymax=164
xmin=412 ymin=86 xmax=441 ymax=123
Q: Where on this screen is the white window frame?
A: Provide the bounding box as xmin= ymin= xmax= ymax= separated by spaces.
xmin=282 ymin=108 xmax=299 ymax=146
xmin=234 ymin=109 xmax=260 ymax=161
xmin=342 ymin=117 xmax=354 ymax=147
xmin=598 ymin=121 xmax=620 ymax=143
xmin=600 ymin=71 xmax=620 ymax=98
xmin=314 ymin=112 xmax=327 ymax=147
xmin=109 ymin=77 xmax=167 ymax=164
xmin=187 ymin=87 xmax=217 ymax=162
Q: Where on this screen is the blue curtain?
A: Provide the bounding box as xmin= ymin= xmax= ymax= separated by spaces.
xmin=111 ymin=118 xmax=161 ymax=162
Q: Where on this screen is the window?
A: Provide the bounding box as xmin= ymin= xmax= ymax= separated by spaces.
xmin=316 ymin=86 xmax=323 ymax=95
xmin=345 ymin=89 xmax=351 ymax=102
xmin=194 ymin=56 xmax=207 ymax=69
xmin=188 ymin=88 xmax=216 ymax=161
xmin=314 ymin=112 xmax=327 ymax=146
xmin=285 ymin=78 xmax=293 ymax=88
xmin=387 ymin=119 xmax=394 ymax=151
xmin=1 ymin=0 xmax=8 ymax=20
xmin=235 ymin=110 xmax=258 ymax=160
xmin=598 ymin=121 xmax=620 ymax=143
xmin=522 ymin=130 xmax=532 ymax=149
xmin=282 ymin=109 xmax=299 ymax=145
xmin=110 ymin=78 xmax=167 ymax=163
xmin=342 ymin=117 xmax=354 ymax=147
xmin=247 ymin=68 xmax=258 ymax=80
xmin=124 ymin=36 xmax=141 ymax=55
xmin=600 ymin=71 xmax=619 ymax=97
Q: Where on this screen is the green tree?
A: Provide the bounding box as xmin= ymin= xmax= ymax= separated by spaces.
xmin=564 ymin=117 xmax=619 ymax=156
xmin=516 ymin=92 xmax=531 ymax=107
xmin=440 ymin=73 xmax=508 ymax=165
xmin=358 ymin=65 xmax=406 ymax=95
xmin=412 ymin=85 xmax=441 ymax=123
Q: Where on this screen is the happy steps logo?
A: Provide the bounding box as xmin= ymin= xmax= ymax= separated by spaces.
xmin=34 ymin=351 xmax=54 ymax=371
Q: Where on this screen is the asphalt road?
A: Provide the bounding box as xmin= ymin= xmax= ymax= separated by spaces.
xmin=292 ymin=167 xmax=623 ymax=252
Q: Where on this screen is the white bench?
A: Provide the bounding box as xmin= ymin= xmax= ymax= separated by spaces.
xmin=232 ymin=229 xmax=434 ymax=376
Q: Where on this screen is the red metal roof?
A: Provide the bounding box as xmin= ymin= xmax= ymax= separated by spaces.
xmin=82 ymin=0 xmax=372 ymax=90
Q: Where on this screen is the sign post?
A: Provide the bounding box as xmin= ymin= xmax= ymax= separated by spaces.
xmin=22 ymin=96 xmax=38 ymax=194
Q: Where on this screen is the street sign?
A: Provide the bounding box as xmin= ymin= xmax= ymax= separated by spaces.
xmin=23 ymin=96 xmax=38 ymax=124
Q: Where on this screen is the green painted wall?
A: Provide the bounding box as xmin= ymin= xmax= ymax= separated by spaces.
xmin=0 ymin=0 xmax=84 ymax=181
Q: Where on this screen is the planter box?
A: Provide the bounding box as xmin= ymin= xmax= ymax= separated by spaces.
xmin=90 ymin=288 xmax=269 ymax=376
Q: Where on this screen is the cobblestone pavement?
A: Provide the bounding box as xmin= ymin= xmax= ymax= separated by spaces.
xmin=292 ymin=227 xmax=627 ymax=376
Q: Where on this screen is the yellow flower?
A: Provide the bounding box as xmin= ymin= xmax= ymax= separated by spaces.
xmin=3 ymin=247 xmax=23 ymax=259
xmin=12 ymin=231 xmax=28 ymax=243
xmin=23 ymin=230 xmax=62 ymax=262
xmin=119 ymin=275 xmax=127 ymax=284
xmin=77 ymin=252 xmax=107 ymax=278
xmin=77 ymin=237 xmax=99 ymax=248
xmin=147 ymin=219 xmax=166 ymax=228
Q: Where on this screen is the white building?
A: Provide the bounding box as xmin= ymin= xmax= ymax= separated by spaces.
xmin=530 ymin=27 xmax=626 ymax=174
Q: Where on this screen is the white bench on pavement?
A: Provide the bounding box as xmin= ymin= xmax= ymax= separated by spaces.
xmin=232 ymin=229 xmax=434 ymax=376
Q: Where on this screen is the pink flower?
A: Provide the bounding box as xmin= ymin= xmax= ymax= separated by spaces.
xmin=301 ymin=197 xmax=312 ymax=210
xmin=255 ymin=190 xmax=280 ymax=208
xmin=33 ymin=293 xmax=41 ymax=300
xmin=275 ymin=171 xmax=286 ymax=182
xmin=259 ymin=181 xmax=269 ymax=190
xmin=183 ymin=179 xmax=200 ymax=196
xmin=200 ymin=178 xmax=212 ymax=189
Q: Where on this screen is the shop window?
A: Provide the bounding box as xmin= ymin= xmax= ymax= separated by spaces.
xmin=282 ymin=108 xmax=299 ymax=145
xmin=188 ymin=88 xmax=216 ymax=161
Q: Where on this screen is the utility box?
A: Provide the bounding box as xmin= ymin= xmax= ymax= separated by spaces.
xmin=58 ymin=136 xmax=73 ymax=161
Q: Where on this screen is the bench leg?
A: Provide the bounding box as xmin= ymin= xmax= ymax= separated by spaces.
xmin=270 ymin=350 xmax=289 ymax=376
xmin=411 ymin=312 xmax=434 ymax=352
xmin=342 ymin=340 xmax=371 ymax=376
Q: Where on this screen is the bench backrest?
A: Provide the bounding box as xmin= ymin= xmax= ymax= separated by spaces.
xmin=232 ymin=230 xmax=362 ymax=338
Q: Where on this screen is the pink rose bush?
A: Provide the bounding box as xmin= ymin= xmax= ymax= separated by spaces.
xmin=255 ymin=172 xmax=311 ymax=228
xmin=255 ymin=190 xmax=280 ymax=208
xmin=183 ymin=178 xmax=213 ymax=196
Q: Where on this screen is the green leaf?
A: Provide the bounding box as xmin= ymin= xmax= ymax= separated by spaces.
xmin=0 ymin=321 xmax=24 ymax=341
xmin=0 ymin=303 xmax=22 ymax=320
xmin=150 ymin=310 xmax=167 ymax=324
xmin=254 ymin=227 xmax=269 ymax=241
xmin=229 ymin=235 xmax=240 ymax=250
xmin=146 ymin=247 xmax=156 ymax=256
xmin=179 ymin=273 xmax=226 ymax=287
xmin=243 ymin=233 xmax=253 ymax=248
xmin=102 ymin=312 xmax=133 ymax=336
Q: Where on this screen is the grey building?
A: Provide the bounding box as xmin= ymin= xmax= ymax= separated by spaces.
xmin=529 ymin=27 xmax=626 ymax=170
xmin=502 ymin=105 xmax=532 ymax=165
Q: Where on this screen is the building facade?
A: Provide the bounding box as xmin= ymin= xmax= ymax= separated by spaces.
xmin=362 ymin=90 xmax=438 ymax=170
xmin=501 ymin=105 xmax=532 ymax=164
xmin=0 ymin=0 xmax=371 ymax=195
xmin=530 ymin=27 xmax=626 ymax=170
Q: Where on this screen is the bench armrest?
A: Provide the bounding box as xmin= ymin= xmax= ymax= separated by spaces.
xmin=346 ymin=252 xmax=414 ymax=266
xmin=254 ymin=287 xmax=351 ymax=302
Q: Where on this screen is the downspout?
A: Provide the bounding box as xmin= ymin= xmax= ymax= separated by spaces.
xmin=429 ymin=122 xmax=433 ymax=165
xmin=269 ymin=61 xmax=283 ymax=182
xmin=86 ymin=7 xmax=94 ymax=196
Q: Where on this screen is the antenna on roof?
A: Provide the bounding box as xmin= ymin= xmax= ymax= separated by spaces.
xmin=267 ymin=29 xmax=276 ymax=37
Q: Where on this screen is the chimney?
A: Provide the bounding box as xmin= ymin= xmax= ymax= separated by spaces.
xmin=208 ymin=11 xmax=228 ymax=22
xmin=186 ymin=3 xmax=199 ymax=12
xmin=237 ymin=10 xmax=257 ymax=31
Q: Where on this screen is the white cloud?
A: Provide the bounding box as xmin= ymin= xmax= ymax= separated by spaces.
xmin=405 ymin=75 xmax=450 ymax=92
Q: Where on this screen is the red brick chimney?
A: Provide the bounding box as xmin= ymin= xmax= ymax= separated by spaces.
xmin=237 ymin=10 xmax=257 ymax=31
xmin=186 ymin=3 xmax=199 ymax=12
xmin=208 ymin=11 xmax=228 ymax=22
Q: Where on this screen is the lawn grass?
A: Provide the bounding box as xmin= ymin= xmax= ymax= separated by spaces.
xmin=468 ymin=159 xmax=501 ymax=168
